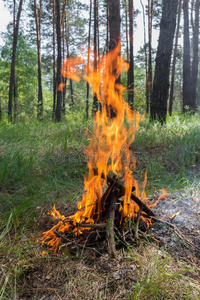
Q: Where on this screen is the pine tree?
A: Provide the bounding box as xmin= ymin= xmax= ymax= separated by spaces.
xmin=8 ymin=0 xmax=24 ymax=122
xmin=150 ymin=0 xmax=178 ymax=123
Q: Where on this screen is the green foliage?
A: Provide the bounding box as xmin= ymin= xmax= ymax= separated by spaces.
xmin=0 ymin=33 xmax=38 ymax=117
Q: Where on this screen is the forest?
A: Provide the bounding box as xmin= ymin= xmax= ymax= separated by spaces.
xmin=0 ymin=0 xmax=200 ymax=299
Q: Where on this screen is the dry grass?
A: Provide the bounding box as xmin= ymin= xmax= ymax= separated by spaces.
xmin=1 ymin=230 xmax=199 ymax=300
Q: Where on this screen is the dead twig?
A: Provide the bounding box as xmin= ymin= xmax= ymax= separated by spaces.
xmin=135 ymin=208 xmax=142 ymax=240
xmin=78 ymin=223 xmax=107 ymax=229
xmin=54 ymin=230 xmax=102 ymax=256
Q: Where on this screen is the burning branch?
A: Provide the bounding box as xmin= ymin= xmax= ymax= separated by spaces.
xmin=93 ymin=168 xmax=155 ymax=217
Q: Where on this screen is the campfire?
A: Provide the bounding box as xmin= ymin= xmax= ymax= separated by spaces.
xmin=41 ymin=44 xmax=160 ymax=256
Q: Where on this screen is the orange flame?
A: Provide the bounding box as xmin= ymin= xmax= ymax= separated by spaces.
xmin=41 ymin=44 xmax=158 ymax=252
xmin=149 ymin=188 xmax=168 ymax=209
xmin=168 ymin=210 xmax=181 ymax=220
xmin=57 ymin=83 xmax=66 ymax=91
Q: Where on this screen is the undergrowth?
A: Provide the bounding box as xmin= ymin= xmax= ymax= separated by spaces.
xmin=0 ymin=111 xmax=199 ymax=299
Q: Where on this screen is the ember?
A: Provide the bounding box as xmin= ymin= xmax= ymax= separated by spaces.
xmin=168 ymin=210 xmax=181 ymax=220
xmin=41 ymin=44 xmax=159 ymax=255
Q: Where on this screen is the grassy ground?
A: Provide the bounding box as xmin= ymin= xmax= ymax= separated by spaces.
xmin=0 ymin=112 xmax=199 ymax=299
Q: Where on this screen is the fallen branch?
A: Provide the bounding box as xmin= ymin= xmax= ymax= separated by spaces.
xmin=135 ymin=208 xmax=142 ymax=240
xmin=93 ymin=168 xmax=155 ymax=217
xmin=78 ymin=223 xmax=107 ymax=229
xmin=106 ymin=192 xmax=118 ymax=258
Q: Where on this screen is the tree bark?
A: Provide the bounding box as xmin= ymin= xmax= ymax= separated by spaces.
xmin=34 ymin=0 xmax=43 ymax=120
xmin=13 ymin=0 xmax=17 ymax=122
xmin=140 ymin=0 xmax=148 ymax=113
xmin=106 ymin=0 xmax=110 ymax=54
xmin=52 ymin=0 xmax=56 ymax=120
xmin=150 ymin=0 xmax=178 ymax=124
xmin=86 ymin=0 xmax=92 ymax=119
xmin=65 ymin=19 xmax=74 ymax=106
xmin=0 ymin=98 xmax=2 ymax=121
xmin=190 ymin=0 xmax=200 ymax=111
xmin=61 ymin=0 xmax=68 ymax=29
xmin=124 ymin=0 xmax=129 ymax=102
xmin=62 ymin=18 xmax=66 ymax=114
xmin=55 ymin=0 xmax=62 ymax=122
xmin=61 ymin=0 xmax=68 ymax=114
xmin=109 ymin=0 xmax=120 ymax=50
xmin=92 ymin=0 xmax=98 ymax=116
xmin=183 ymin=0 xmax=191 ymax=112
xmin=147 ymin=0 xmax=153 ymax=114
xmin=169 ymin=0 xmax=182 ymax=115
xmin=8 ymin=0 xmax=23 ymax=122
xmin=128 ymin=0 xmax=134 ymax=109
xmin=108 ymin=0 xmax=121 ymax=118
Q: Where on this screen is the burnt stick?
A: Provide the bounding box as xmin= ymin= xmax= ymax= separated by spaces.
xmin=93 ymin=168 xmax=155 ymax=217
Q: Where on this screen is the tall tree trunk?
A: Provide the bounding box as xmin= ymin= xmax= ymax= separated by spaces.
xmin=96 ymin=0 xmax=100 ymax=59
xmin=65 ymin=19 xmax=74 ymax=106
xmin=109 ymin=0 xmax=120 ymax=50
xmin=86 ymin=0 xmax=92 ymax=119
xmin=128 ymin=0 xmax=134 ymax=109
xmin=61 ymin=0 xmax=68 ymax=29
xmin=92 ymin=0 xmax=98 ymax=115
xmin=183 ymin=0 xmax=191 ymax=112
xmin=13 ymin=0 xmax=17 ymax=122
xmin=106 ymin=0 xmax=110 ymax=54
xmin=52 ymin=0 xmax=56 ymax=120
xmin=169 ymin=0 xmax=182 ymax=115
xmin=61 ymin=0 xmax=68 ymax=114
xmin=124 ymin=0 xmax=129 ymax=101
xmin=191 ymin=0 xmax=195 ymax=29
xmin=62 ymin=18 xmax=66 ymax=114
xmin=147 ymin=0 xmax=153 ymax=114
xmin=108 ymin=0 xmax=121 ymax=118
xmin=34 ymin=0 xmax=43 ymax=120
xmin=150 ymin=0 xmax=178 ymax=124
xmin=190 ymin=0 xmax=200 ymax=111
xmin=124 ymin=0 xmax=129 ymax=62
xmin=0 ymin=98 xmax=2 ymax=121
xmin=55 ymin=0 xmax=62 ymax=122
xmin=140 ymin=0 xmax=148 ymax=113
xmin=8 ymin=0 xmax=23 ymax=122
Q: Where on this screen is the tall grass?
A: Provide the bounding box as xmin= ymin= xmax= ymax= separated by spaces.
xmin=134 ymin=113 xmax=200 ymax=190
xmin=0 ymin=112 xmax=89 ymax=232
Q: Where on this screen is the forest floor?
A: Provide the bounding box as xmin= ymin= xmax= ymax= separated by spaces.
xmin=0 ymin=113 xmax=200 ymax=299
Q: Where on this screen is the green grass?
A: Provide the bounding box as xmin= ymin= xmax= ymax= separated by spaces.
xmin=0 ymin=112 xmax=199 ymax=232
xmin=0 ymin=111 xmax=199 ymax=299
xmin=0 ymin=111 xmax=89 ymax=226
xmin=128 ymin=245 xmax=199 ymax=300
xmin=134 ymin=113 xmax=200 ymax=191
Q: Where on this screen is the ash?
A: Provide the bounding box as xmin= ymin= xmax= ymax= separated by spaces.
xmin=148 ymin=191 xmax=200 ymax=262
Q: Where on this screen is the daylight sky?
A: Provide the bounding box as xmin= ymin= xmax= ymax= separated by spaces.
xmin=0 ymin=0 xmax=12 ymax=46
xmin=0 ymin=0 xmax=159 ymax=52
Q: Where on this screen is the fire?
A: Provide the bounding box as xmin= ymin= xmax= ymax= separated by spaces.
xmin=41 ymin=44 xmax=159 ymax=252
xmin=149 ymin=188 xmax=168 ymax=209
xmin=168 ymin=210 xmax=181 ymax=220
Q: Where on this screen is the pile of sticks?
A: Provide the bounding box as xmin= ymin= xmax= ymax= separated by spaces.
xmin=52 ymin=169 xmax=156 ymax=257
